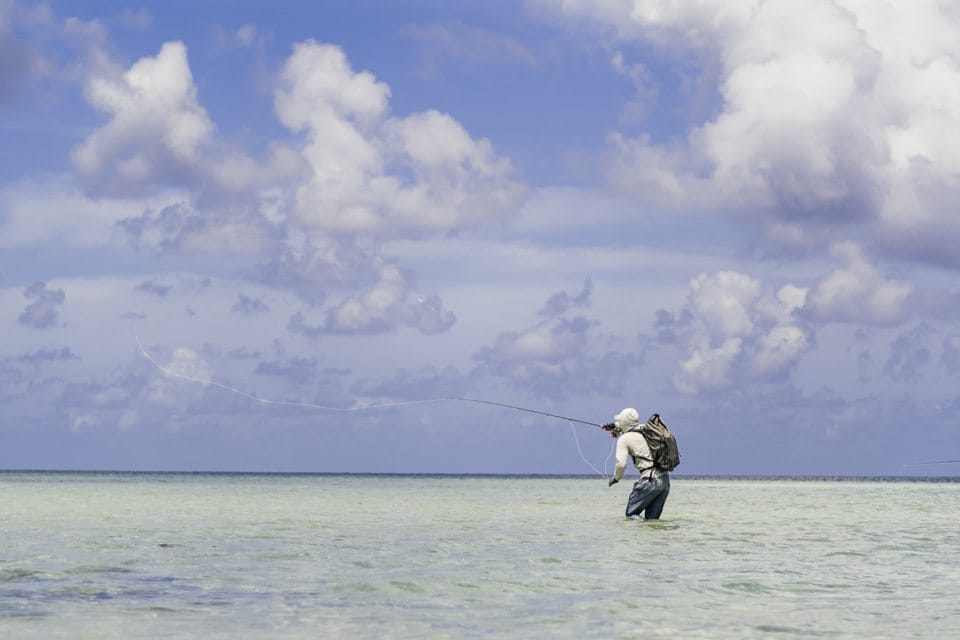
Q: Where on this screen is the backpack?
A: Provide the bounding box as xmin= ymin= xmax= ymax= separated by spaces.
xmin=628 ymin=413 xmax=681 ymax=473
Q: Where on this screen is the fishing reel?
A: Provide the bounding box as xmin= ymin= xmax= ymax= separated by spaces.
xmin=600 ymin=422 xmax=620 ymax=437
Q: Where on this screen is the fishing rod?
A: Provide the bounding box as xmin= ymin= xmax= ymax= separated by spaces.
xmin=448 ymin=396 xmax=602 ymax=428
xmin=902 ymin=460 xmax=960 ymax=467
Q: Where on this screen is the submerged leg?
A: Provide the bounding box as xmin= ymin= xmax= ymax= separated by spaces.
xmin=641 ymin=475 xmax=670 ymax=520
xmin=624 ymin=477 xmax=662 ymax=518
xmin=624 ymin=475 xmax=670 ymax=520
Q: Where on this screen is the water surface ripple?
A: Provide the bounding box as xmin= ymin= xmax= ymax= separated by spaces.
xmin=1 ymin=473 xmax=957 ymax=638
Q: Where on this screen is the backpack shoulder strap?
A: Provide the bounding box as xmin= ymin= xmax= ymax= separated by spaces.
xmin=624 ymin=428 xmax=654 ymax=473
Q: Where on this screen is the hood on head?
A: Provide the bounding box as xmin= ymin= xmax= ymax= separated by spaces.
xmin=614 ymin=407 xmax=640 ymax=431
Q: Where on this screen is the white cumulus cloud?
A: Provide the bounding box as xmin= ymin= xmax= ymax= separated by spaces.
xmin=548 ymin=0 xmax=960 ymax=265
xmin=276 ymin=41 xmax=524 ymax=236
xmin=673 ymin=270 xmax=812 ymax=394
xmin=806 ymin=242 xmax=913 ymax=325
xmin=72 ymin=41 xmax=214 ymax=195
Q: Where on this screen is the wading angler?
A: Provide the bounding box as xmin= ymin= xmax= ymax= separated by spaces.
xmin=603 ymin=408 xmax=680 ymax=520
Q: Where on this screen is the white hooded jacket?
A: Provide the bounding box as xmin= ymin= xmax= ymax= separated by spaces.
xmin=611 ymin=408 xmax=664 ymax=482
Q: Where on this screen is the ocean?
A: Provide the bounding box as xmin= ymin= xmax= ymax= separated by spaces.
xmin=1 ymin=472 xmax=957 ymax=639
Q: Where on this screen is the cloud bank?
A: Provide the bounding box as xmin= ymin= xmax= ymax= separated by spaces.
xmin=4 ymin=1 xmax=960 ymax=474
xmin=551 ymin=0 xmax=960 ymax=266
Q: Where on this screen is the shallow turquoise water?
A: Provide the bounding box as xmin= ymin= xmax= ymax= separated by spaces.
xmin=1 ymin=473 xmax=957 ymax=638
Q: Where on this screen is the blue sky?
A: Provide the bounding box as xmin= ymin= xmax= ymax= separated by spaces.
xmin=3 ymin=0 xmax=960 ymax=476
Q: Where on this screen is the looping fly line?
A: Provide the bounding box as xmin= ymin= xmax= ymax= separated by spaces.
xmin=136 ymin=333 xmax=613 ymax=477
xmin=136 ymin=333 xmax=445 ymax=412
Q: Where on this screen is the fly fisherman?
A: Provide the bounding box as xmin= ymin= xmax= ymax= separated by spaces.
xmin=604 ymin=407 xmax=671 ymax=520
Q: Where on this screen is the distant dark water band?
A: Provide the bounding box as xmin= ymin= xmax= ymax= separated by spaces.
xmin=1 ymin=470 xmax=958 ymax=482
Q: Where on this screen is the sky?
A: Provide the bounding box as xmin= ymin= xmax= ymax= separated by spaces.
xmin=2 ymin=0 xmax=960 ymax=476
